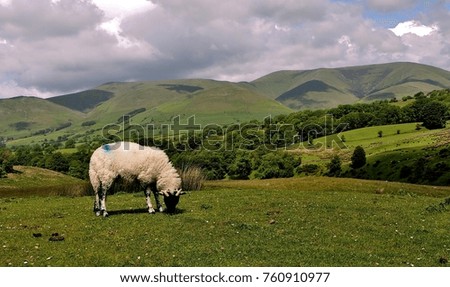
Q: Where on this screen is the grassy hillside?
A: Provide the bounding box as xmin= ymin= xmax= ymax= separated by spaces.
xmin=2 ymin=62 xmax=449 ymax=145
xmin=0 ymin=177 xmax=449 ymax=267
xmin=0 ymin=166 xmax=89 ymax=197
xmin=92 ymin=79 xmax=292 ymax=125
xmin=3 ymin=79 xmax=291 ymax=145
xmin=47 ymin=89 xmax=114 ymax=113
xmin=303 ymin=122 xmax=450 ymax=185
xmin=251 ymin=62 xmax=450 ymax=109
xmin=0 ymin=96 xmax=85 ymax=140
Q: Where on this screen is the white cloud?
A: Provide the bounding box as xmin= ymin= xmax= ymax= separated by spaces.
xmin=97 ymin=17 xmax=142 ymax=48
xmin=92 ymin=0 xmax=155 ymax=19
xmin=0 ymin=0 xmax=449 ymax=98
xmin=93 ymin=0 xmax=156 ymax=48
xmin=390 ymin=20 xmax=438 ymax=37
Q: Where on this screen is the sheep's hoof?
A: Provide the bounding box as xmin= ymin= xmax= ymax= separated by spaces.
xmin=148 ymin=208 xmax=156 ymax=214
xmin=95 ymin=211 xmax=101 ymax=217
xmin=158 ymin=207 xmax=164 ymax=213
xmin=103 ymin=212 xmax=109 ymax=217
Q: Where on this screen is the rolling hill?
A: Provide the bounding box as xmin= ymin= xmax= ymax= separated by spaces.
xmin=91 ymin=79 xmax=292 ymax=126
xmin=0 ymin=96 xmax=85 ymax=139
xmin=0 ymin=166 xmax=89 ymax=197
xmin=250 ymin=62 xmax=450 ymax=109
xmin=1 ymin=62 xmax=449 ymax=144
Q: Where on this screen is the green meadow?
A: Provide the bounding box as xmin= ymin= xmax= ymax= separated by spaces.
xmin=1 ymin=177 xmax=449 ymax=267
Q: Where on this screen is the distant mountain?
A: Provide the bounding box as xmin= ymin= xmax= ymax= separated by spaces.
xmin=0 ymin=96 xmax=84 ymax=140
xmin=1 ymin=79 xmax=292 ymax=143
xmin=250 ymin=62 xmax=450 ymax=109
xmin=87 ymin=79 xmax=292 ymax=128
xmin=47 ymin=89 xmax=114 ymax=112
xmin=1 ymin=62 xmax=449 ymax=144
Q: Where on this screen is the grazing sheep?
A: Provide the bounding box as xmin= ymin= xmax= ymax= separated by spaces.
xmin=89 ymin=141 xmax=183 ymax=217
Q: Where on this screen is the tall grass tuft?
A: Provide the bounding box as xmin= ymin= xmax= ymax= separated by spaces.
xmin=178 ymin=165 xmax=206 ymax=191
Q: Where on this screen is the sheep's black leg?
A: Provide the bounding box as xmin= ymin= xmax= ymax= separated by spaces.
xmin=145 ymin=187 xmax=156 ymax=214
xmin=150 ymin=182 xmax=163 ymax=212
xmin=99 ymin=187 xmax=108 ymax=217
xmin=93 ymin=184 xmax=101 ymax=216
xmin=93 ymin=194 xmax=100 ymax=215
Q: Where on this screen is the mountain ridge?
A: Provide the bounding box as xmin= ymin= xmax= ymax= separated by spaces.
xmin=249 ymin=62 xmax=450 ymax=109
xmin=1 ymin=62 xmax=449 ymax=143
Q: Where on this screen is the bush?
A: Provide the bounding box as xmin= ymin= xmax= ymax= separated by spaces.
xmin=351 ymin=146 xmax=366 ymax=169
xmin=0 ymin=168 xmax=6 ymax=178
xmin=172 ymin=151 xmax=228 ymax=180
xmin=399 ymin=165 xmax=412 ymax=179
xmin=421 ymin=101 xmax=448 ymax=129
xmin=254 ymin=152 xmax=301 ymax=179
xmin=81 ymin=120 xmax=96 ymax=127
xmin=0 ymin=148 xmax=15 ymax=177
xmin=298 ymin=164 xmax=320 ymax=175
xmin=228 ymin=152 xmax=253 ymax=179
xmin=327 ymin=155 xmax=342 ymax=177
xmin=44 ymin=152 xmax=69 ymax=173
xmin=178 ymin=165 xmax=206 ymax=191
xmin=65 ymin=138 xmax=76 ymax=149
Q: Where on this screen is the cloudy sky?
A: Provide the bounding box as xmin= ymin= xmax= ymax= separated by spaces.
xmin=0 ymin=0 xmax=449 ymax=98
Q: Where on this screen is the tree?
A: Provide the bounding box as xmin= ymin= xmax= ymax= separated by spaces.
xmin=0 ymin=148 xmax=15 ymax=177
xmin=44 ymin=152 xmax=69 ymax=172
xmin=340 ymin=112 xmax=375 ymax=130
xmin=65 ymin=138 xmax=76 ymax=149
xmin=351 ymin=146 xmax=366 ymax=169
xmin=421 ymin=101 xmax=448 ymax=129
xmin=402 ymin=98 xmax=431 ymax=122
xmin=228 ymin=152 xmax=252 ymax=179
xmin=254 ymin=152 xmax=301 ymax=179
xmin=327 ymin=155 xmax=342 ymax=177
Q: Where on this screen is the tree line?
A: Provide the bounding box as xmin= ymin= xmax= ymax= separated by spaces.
xmin=1 ymin=89 xmax=449 ymax=182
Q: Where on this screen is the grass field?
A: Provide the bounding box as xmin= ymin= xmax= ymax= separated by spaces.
xmin=1 ymin=177 xmax=449 ymax=267
xmin=298 ymin=123 xmax=450 ymax=182
xmin=0 ymin=166 xmax=89 ymax=197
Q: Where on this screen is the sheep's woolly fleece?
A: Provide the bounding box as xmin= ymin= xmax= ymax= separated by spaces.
xmin=89 ymin=141 xmax=181 ymax=193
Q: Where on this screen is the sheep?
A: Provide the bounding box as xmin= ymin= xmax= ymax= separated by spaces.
xmin=89 ymin=141 xmax=183 ymax=217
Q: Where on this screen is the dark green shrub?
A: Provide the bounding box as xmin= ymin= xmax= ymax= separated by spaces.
xmin=81 ymin=120 xmax=96 ymax=127
xmin=65 ymin=138 xmax=76 ymax=149
xmin=254 ymin=152 xmax=301 ymax=179
xmin=399 ymin=165 xmax=412 ymax=179
xmin=421 ymin=101 xmax=448 ymax=129
xmin=0 ymin=148 xmax=15 ymax=176
xmin=351 ymin=146 xmax=366 ymax=169
xmin=298 ymin=164 xmax=320 ymax=175
xmin=327 ymin=155 xmax=342 ymax=177
xmin=228 ymin=152 xmax=253 ymax=179
xmin=172 ymin=150 xmax=228 ymax=180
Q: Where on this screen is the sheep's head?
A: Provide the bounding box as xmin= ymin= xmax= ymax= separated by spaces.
xmin=159 ymin=188 xmax=185 ymax=213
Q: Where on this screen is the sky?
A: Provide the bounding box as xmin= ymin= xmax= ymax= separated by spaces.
xmin=0 ymin=0 xmax=449 ymax=99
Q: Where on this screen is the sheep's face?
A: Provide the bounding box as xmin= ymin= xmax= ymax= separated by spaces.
xmin=163 ymin=193 xmax=180 ymax=213
xmin=160 ymin=189 xmax=184 ymax=213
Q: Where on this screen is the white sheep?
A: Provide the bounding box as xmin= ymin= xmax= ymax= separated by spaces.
xmin=89 ymin=141 xmax=183 ymax=217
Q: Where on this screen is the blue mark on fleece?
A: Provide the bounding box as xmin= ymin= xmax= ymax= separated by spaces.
xmin=102 ymin=144 xmax=111 ymax=153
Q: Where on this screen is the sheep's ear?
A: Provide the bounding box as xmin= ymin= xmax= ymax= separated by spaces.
xmin=175 ymin=188 xmax=186 ymax=196
xmin=159 ymin=190 xmax=169 ymax=197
